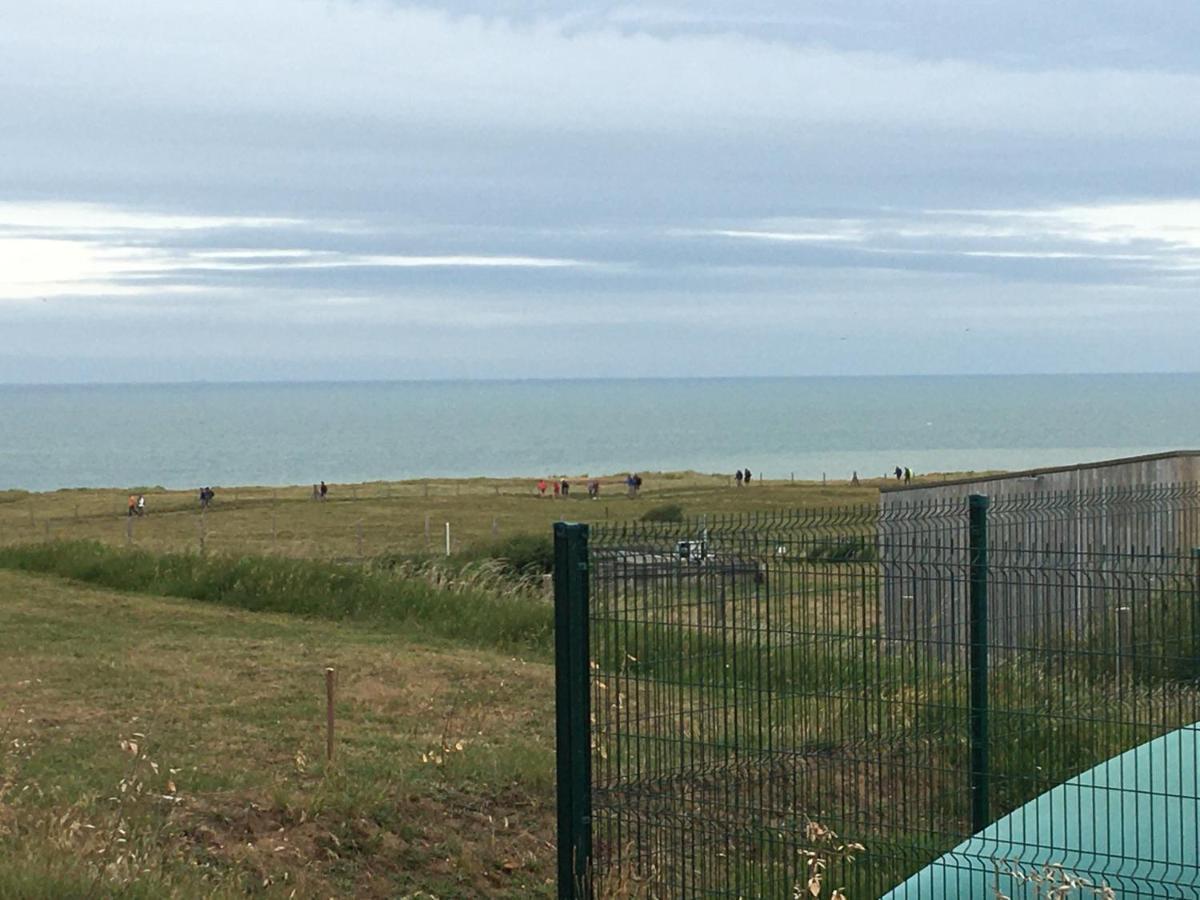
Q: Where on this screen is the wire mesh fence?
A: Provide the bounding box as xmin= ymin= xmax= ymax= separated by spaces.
xmin=557 ymin=485 xmax=1200 ymax=898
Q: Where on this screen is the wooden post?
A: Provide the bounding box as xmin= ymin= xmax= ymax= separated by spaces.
xmin=424 ymin=514 xmax=430 ymax=544
xmin=325 ymin=667 xmax=336 ymax=762
xmin=356 ymin=520 xmax=364 ymax=558
xmin=198 ymin=512 xmax=206 ymax=555
xmin=125 ymin=516 xmax=133 ymax=546
xmin=444 ymin=522 xmax=451 ymax=557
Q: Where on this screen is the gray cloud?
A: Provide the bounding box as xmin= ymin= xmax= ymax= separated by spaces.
xmin=0 ymin=1 xmax=1198 ymax=381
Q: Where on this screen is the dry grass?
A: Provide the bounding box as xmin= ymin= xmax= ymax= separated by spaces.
xmin=0 ymin=569 xmax=558 ymax=897
xmin=0 ymin=472 xmax=889 ymax=560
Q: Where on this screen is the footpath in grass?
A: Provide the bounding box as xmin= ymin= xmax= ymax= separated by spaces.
xmin=0 ymin=569 xmax=557 ymax=898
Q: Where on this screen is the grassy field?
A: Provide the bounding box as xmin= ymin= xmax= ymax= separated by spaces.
xmin=0 ymin=567 xmax=558 ymax=898
xmin=0 ymin=474 xmax=910 ymax=897
xmin=0 ymin=472 xmax=890 ymax=560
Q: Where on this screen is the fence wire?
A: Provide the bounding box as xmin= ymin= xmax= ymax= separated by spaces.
xmin=575 ymin=485 xmax=1200 ymax=898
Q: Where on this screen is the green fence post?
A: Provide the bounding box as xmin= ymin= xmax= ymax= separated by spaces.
xmin=969 ymin=494 xmax=990 ymax=833
xmin=554 ymin=522 xmax=593 ymax=899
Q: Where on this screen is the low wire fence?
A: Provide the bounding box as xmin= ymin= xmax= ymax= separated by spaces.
xmin=554 ymin=485 xmax=1200 ymax=898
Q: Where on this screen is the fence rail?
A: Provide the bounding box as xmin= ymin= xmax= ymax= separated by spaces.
xmin=555 ymin=484 xmax=1200 ymax=898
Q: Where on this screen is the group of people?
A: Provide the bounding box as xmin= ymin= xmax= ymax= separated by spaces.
xmin=893 ymin=466 xmax=913 ymax=484
xmin=126 ymin=494 xmax=146 ymax=516
xmin=734 ymin=468 xmax=754 ymax=486
xmin=198 ymin=486 xmax=216 ymax=508
xmin=537 ymin=474 xmax=640 ymax=499
xmin=311 ymin=481 xmax=328 ymax=501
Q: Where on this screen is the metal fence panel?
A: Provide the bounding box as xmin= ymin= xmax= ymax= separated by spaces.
xmin=559 ymin=486 xmax=1200 ymax=898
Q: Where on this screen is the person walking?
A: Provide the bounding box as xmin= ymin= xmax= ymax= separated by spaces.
xmin=537 ymin=479 xmax=547 ymax=496
xmin=744 ymin=468 xmax=752 ymax=486
xmin=561 ymin=478 xmax=570 ymax=498
xmin=319 ymin=481 xmax=328 ymax=500
xmin=894 ymin=466 xmax=903 ymax=481
xmin=136 ymin=495 xmax=146 ymax=516
xmin=127 ymin=494 xmax=136 ymax=517
xmin=735 ymin=469 xmax=744 ymax=487
xmin=904 ymin=467 xmax=912 ymax=484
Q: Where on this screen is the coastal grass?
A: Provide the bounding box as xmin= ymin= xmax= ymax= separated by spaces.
xmin=0 ymin=472 xmax=891 ymax=561
xmin=0 ymin=569 xmax=558 ymax=898
xmin=0 ymin=540 xmax=553 ymax=656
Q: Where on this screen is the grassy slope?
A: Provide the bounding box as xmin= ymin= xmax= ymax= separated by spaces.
xmin=0 ymin=473 xmax=889 ymax=559
xmin=0 ymin=569 xmax=557 ymax=898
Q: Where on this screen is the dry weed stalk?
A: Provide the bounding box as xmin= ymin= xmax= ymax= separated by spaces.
xmin=992 ymin=860 xmax=1117 ymax=899
xmin=793 ymin=820 xmax=864 ymax=899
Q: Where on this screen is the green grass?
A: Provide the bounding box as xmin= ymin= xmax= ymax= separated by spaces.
xmin=0 ymin=541 xmax=552 ymax=656
xmin=0 ymin=569 xmax=557 ymax=898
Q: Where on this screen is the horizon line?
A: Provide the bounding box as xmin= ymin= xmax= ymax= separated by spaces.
xmin=2 ymin=371 xmax=1200 ymax=389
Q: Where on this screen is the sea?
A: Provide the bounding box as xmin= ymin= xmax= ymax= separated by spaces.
xmin=3 ymin=374 xmax=1199 ymax=492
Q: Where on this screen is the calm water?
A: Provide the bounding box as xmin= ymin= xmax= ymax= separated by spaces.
xmin=2 ymin=375 xmax=1199 ymax=491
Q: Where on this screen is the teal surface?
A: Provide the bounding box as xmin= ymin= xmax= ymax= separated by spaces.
xmin=883 ymin=723 xmax=1200 ymax=898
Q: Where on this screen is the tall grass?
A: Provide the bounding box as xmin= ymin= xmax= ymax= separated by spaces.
xmin=0 ymin=541 xmax=552 ymax=655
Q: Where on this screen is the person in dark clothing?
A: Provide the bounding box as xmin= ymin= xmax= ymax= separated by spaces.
xmin=894 ymin=466 xmax=903 ymax=481
xmin=561 ymin=478 xmax=570 ymax=497
xmin=319 ymin=481 xmax=328 ymax=500
xmin=735 ymin=469 xmax=744 ymax=486
xmin=904 ymin=467 xmax=912 ymax=484
xmin=744 ymin=469 xmax=752 ymax=486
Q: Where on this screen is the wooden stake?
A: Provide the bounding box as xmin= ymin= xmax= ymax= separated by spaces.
xmin=125 ymin=516 xmax=132 ymax=546
xmin=325 ymin=667 xmax=336 ymax=762
xmin=444 ymin=521 xmax=451 ymax=556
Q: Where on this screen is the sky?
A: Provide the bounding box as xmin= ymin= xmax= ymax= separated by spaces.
xmin=1 ymin=1 xmax=1198 ymax=383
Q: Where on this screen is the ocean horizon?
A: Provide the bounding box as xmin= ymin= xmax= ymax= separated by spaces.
xmin=4 ymin=373 xmax=1200 ymax=492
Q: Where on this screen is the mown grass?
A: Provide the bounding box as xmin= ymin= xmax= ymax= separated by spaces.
xmin=0 ymin=540 xmax=552 ymax=656
xmin=0 ymin=569 xmax=558 ymax=898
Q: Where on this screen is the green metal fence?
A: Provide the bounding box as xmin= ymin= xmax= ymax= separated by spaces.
xmin=554 ymin=485 xmax=1200 ymax=898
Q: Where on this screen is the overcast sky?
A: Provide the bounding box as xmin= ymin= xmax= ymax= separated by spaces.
xmin=2 ymin=1 xmax=1198 ymax=382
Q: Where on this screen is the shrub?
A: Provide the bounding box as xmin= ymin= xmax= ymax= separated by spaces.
xmin=641 ymin=503 xmax=685 ymax=523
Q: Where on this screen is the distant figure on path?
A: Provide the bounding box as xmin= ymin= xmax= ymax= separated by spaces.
xmin=553 ymin=479 xmax=560 ymax=498
xmin=127 ymin=494 xmax=136 ymax=517
xmin=537 ymin=479 xmax=547 ymax=496
xmin=312 ymin=484 xmax=320 ymax=501
xmin=735 ymin=469 xmax=743 ymax=487
xmin=587 ymin=479 xmax=599 ymax=499
xmin=633 ymin=474 xmax=643 ymax=496
xmin=894 ymin=466 xmax=903 ymax=481
xmin=561 ymin=478 xmax=570 ymax=497
xmin=319 ymin=481 xmax=328 ymax=501
xmin=851 ymin=471 xmax=860 ymax=486
xmin=904 ymin=467 xmax=912 ymax=484
xmin=744 ymin=469 xmax=752 ymax=486
xmin=136 ymin=495 xmax=146 ymax=516
xmin=626 ymin=473 xmax=636 ymax=497
xmin=199 ymin=487 xmax=214 ymax=508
